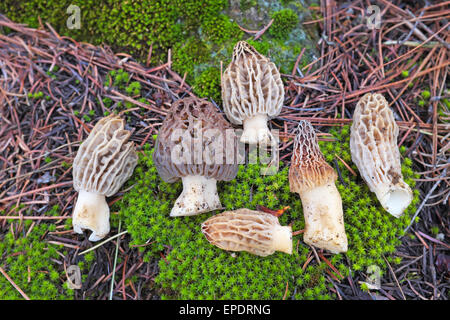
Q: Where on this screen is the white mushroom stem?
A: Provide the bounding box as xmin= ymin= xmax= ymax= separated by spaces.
xmin=241 ymin=114 xmax=272 ymax=145
xmin=271 ymin=225 xmax=293 ymax=254
xmin=73 ymin=190 xmax=110 ymax=242
xmin=299 ymin=183 xmax=348 ymax=254
xmin=374 ymin=182 xmax=413 ymax=218
xmin=170 ymin=175 xmax=221 ymax=217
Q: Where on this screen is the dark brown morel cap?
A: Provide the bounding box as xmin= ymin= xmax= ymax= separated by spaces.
xmin=153 ymin=97 xmax=239 ymax=183
xmin=289 ymin=120 xmax=337 ymax=194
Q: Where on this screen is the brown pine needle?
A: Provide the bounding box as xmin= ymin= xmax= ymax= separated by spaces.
xmin=334 ymin=153 xmax=357 ymax=176
xmin=318 ymin=252 xmax=344 ymax=280
xmin=0 ymin=266 xmax=30 ymax=300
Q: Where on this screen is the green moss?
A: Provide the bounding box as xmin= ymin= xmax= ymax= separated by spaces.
xmin=201 ymin=15 xmax=242 ymax=44
xmin=0 ymin=222 xmax=73 ymax=299
xmin=430 ymin=226 xmax=439 ymax=236
xmin=360 ymin=282 xmax=369 ymax=292
xmin=1 ymin=0 xmax=318 ymax=102
xmin=443 ymin=98 xmax=450 ymax=108
xmin=421 ymin=90 xmax=431 ymax=100
xmin=125 ymin=81 xmax=142 ymax=96
xmin=0 ymin=0 xmax=229 ymax=60
xmin=192 ymin=67 xmax=222 ymax=103
xmin=115 ymin=125 xmax=418 ymax=299
xmin=172 ymin=37 xmax=211 ymax=78
xmin=116 ymin=150 xmax=329 ymax=299
xmin=269 ymin=9 xmax=299 ymax=40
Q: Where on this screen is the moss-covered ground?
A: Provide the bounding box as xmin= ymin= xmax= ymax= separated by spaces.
xmin=113 ymin=125 xmax=419 ymax=299
xmin=0 ymin=0 xmax=319 ymax=103
xmin=0 ymin=206 xmax=94 ymax=299
xmin=0 ymin=1 xmax=425 ymax=300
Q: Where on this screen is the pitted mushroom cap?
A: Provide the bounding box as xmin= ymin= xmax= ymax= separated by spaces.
xmin=201 ymin=208 xmax=292 ymax=257
xmin=289 ymin=120 xmax=337 ymax=194
xmin=73 ymin=115 xmax=138 ymax=196
xmin=153 ymin=97 xmax=239 ymax=183
xmin=222 ymin=41 xmax=284 ymax=124
xmin=350 ymin=93 xmax=413 ymax=217
xmin=350 ymin=93 xmax=400 ymax=175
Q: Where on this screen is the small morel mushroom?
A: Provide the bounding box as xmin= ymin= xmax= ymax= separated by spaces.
xmin=289 ymin=121 xmax=348 ymax=254
xmin=153 ymin=97 xmax=239 ymax=217
xmin=72 ymin=115 xmax=138 ymax=241
xmin=222 ymin=41 xmax=284 ymax=145
xmin=201 ymin=208 xmax=292 ymax=257
xmin=350 ymin=93 xmax=413 ymax=218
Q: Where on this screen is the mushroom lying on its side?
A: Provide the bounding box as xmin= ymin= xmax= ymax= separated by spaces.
xmin=153 ymin=97 xmax=239 ymax=217
xmin=72 ymin=115 xmax=138 ymax=241
xmin=350 ymin=93 xmax=413 ymax=218
xmin=201 ymin=208 xmax=293 ymax=257
xmin=222 ymin=41 xmax=284 ymax=145
xmin=289 ymin=121 xmax=348 ymax=254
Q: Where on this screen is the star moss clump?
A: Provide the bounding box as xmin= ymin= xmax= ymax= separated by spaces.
xmin=115 ymin=125 xmax=418 ymax=299
xmin=269 ymin=9 xmax=299 ymax=40
xmin=0 ymin=204 xmax=96 ymax=300
xmin=0 ymin=217 xmax=74 ymax=299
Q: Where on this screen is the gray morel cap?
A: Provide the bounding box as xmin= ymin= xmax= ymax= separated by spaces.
xmin=153 ymin=97 xmax=239 ymax=217
xmin=72 ymin=114 xmax=138 ymax=241
xmin=350 ymin=93 xmax=413 ymax=218
xmin=222 ymin=41 xmax=284 ymax=145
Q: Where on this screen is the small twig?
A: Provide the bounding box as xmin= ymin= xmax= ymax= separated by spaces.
xmin=254 ymin=19 xmax=274 ymax=40
xmin=0 ymin=215 xmax=71 ymax=220
xmin=282 ymin=281 xmax=289 ymax=300
xmin=383 ymin=256 xmax=406 ymax=300
xmin=78 ymin=229 xmax=128 ymax=256
xmin=109 ymin=219 xmax=122 ymax=300
xmin=404 ymin=168 xmax=447 ymax=233
xmin=0 ymin=266 xmax=30 ymax=300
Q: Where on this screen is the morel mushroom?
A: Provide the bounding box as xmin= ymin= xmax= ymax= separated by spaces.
xmin=201 ymin=208 xmax=292 ymax=257
xmin=289 ymin=121 xmax=348 ymax=254
xmin=72 ymin=115 xmax=138 ymax=241
xmin=350 ymin=93 xmax=413 ymax=218
xmin=222 ymin=41 xmax=284 ymax=145
xmin=153 ymin=97 xmax=239 ymax=217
